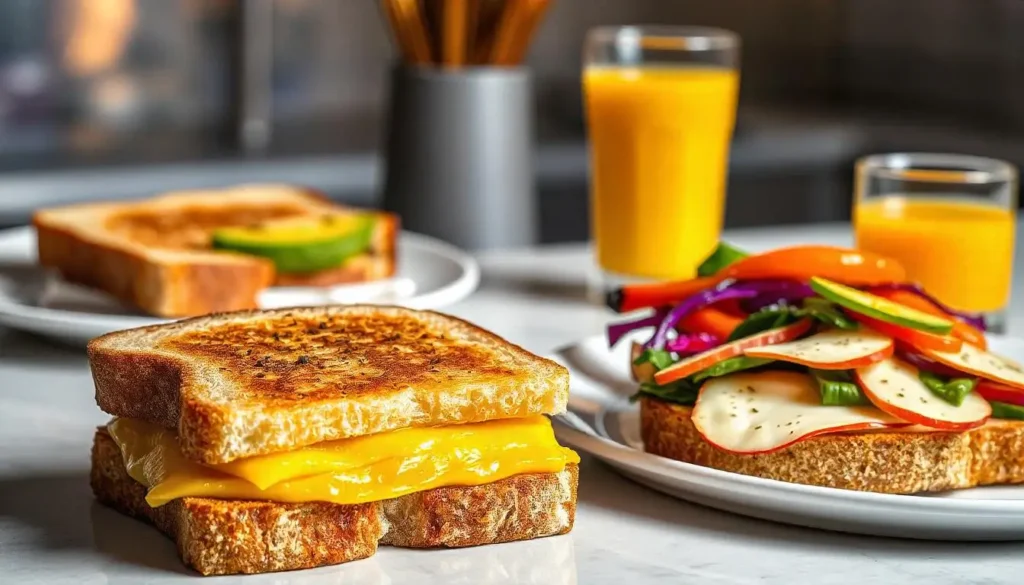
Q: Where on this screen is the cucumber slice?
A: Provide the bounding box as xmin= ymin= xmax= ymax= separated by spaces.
xmin=809 ymin=277 xmax=953 ymax=335
xmin=212 ymin=214 xmax=376 ymax=273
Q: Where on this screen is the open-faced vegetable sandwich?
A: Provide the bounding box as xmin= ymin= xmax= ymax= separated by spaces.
xmin=607 ymin=243 xmax=1024 ymax=494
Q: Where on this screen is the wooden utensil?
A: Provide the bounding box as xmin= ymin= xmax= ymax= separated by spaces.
xmin=469 ymin=0 xmax=507 ymax=64
xmin=440 ymin=0 xmax=472 ymax=67
xmin=487 ymin=0 xmax=550 ymax=65
xmin=382 ymin=0 xmax=552 ymax=66
xmin=500 ymin=0 xmax=550 ymax=65
xmin=381 ymin=0 xmax=433 ymax=65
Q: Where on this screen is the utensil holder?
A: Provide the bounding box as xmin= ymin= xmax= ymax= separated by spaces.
xmin=381 ymin=66 xmax=537 ymax=250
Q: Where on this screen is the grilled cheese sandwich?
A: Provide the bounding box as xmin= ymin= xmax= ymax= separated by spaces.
xmin=88 ymin=305 xmax=579 ymax=575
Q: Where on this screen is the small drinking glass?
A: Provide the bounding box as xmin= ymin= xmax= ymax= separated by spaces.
xmin=583 ymin=26 xmax=740 ymax=296
xmin=853 ymin=153 xmax=1018 ymax=333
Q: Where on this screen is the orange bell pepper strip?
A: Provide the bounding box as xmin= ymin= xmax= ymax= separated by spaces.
xmin=609 ymin=246 xmax=906 ymax=314
xmin=608 ymin=276 xmax=720 ymax=313
xmin=677 ymin=306 xmax=743 ymax=340
xmin=722 ymin=246 xmax=906 ymax=285
xmin=869 ymin=289 xmax=987 ymax=350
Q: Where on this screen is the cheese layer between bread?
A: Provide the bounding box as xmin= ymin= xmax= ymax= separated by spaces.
xmin=107 ymin=416 xmax=579 ymax=507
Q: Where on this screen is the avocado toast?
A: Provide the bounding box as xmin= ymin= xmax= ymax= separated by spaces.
xmin=34 ymin=184 xmax=398 ymax=317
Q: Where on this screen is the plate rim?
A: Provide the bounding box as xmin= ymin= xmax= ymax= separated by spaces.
xmin=548 ymin=333 xmax=1024 ymax=516
xmin=0 ymin=226 xmax=480 ymax=330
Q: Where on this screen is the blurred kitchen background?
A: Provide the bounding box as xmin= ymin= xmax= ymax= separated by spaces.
xmin=1 ymin=0 xmax=1023 ymax=243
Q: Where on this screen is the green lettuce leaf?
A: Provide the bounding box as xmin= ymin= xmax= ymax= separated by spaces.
xmin=801 ymin=297 xmax=858 ymax=330
xmin=728 ymin=299 xmax=857 ymax=342
xmin=691 ymin=356 xmax=774 ymax=383
xmin=728 ymin=309 xmax=797 ymax=341
xmin=633 ymin=379 xmax=700 ymax=406
xmin=633 ymin=348 xmax=675 ymax=371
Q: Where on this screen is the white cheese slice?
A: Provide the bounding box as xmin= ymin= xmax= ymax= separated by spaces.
xmin=856 ymin=357 xmax=991 ymax=429
xmin=743 ymin=329 xmax=892 ymax=369
xmin=924 ymin=344 xmax=1024 ymax=391
xmin=691 ymin=371 xmax=905 ymax=454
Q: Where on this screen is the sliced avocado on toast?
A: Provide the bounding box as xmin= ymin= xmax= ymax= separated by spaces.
xmin=213 ymin=213 xmax=376 ymax=273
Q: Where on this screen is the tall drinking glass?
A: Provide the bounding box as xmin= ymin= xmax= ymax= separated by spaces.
xmin=853 ymin=153 xmax=1017 ymax=333
xmin=584 ymin=26 xmax=740 ymax=290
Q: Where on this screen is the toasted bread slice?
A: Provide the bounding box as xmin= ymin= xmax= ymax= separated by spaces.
xmin=91 ymin=428 xmax=578 ymax=575
xmin=34 ymin=184 xmax=397 ymax=317
xmin=640 ymin=396 xmax=1024 ymax=494
xmin=88 ymin=305 xmax=570 ymax=464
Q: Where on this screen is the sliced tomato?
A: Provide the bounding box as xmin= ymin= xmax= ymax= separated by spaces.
xmin=850 ymin=312 xmax=962 ymax=353
xmin=869 ymin=288 xmax=987 ymax=350
xmin=654 ymin=319 xmax=812 ymax=385
xmin=744 ymin=329 xmax=894 ymax=370
xmin=609 ymin=276 xmax=720 ymax=313
xmin=855 ymin=358 xmax=990 ymax=431
xmin=692 ymin=371 xmax=909 ymax=454
xmin=722 ymin=245 xmax=906 ymax=285
xmin=976 ymin=380 xmax=1024 ymax=408
xmin=921 ymin=344 xmax=1024 ymax=391
xmin=677 ymin=306 xmax=743 ymax=340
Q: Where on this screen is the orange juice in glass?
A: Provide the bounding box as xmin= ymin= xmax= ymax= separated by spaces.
xmin=584 ymin=27 xmax=740 ymax=285
xmin=853 ymin=154 xmax=1018 ymax=332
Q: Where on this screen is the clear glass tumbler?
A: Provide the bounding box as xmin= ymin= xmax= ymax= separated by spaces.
xmin=853 ymin=153 xmax=1018 ymax=333
xmin=583 ymin=26 xmax=740 ymax=295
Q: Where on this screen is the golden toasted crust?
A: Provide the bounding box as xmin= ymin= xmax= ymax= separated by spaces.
xmin=33 ymin=185 xmax=397 ymax=317
xmin=967 ymin=419 xmax=1024 ymax=485
xmin=381 ymin=462 xmax=578 ymax=548
xmin=35 ymin=217 xmax=275 ymax=317
xmin=88 ymin=305 xmax=570 ymax=464
xmin=640 ymin=396 xmax=1024 ymax=494
xmin=90 ymin=428 xmax=578 ymax=576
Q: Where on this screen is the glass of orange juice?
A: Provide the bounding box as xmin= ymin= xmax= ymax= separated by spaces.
xmin=854 ymin=153 xmax=1018 ymax=333
xmin=583 ymin=26 xmax=740 ymax=290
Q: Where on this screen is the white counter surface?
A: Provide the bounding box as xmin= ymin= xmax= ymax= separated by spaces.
xmin=1 ymin=222 xmax=1021 ymax=584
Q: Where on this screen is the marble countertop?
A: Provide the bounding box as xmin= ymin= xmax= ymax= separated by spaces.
xmin=2 ymin=222 xmax=1023 ymax=584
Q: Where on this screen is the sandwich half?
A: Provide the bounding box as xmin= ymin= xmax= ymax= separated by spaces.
xmin=87 ymin=305 xmax=579 ymax=575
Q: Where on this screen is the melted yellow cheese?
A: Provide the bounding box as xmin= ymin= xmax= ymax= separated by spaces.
xmin=106 ymin=416 xmax=579 ymax=508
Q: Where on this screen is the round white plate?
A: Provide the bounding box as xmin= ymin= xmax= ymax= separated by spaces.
xmin=549 ymin=332 xmax=1024 ymax=541
xmin=0 ymin=226 xmax=479 ymax=346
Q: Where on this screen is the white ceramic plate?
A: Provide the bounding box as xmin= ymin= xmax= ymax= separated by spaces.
xmin=549 ymin=332 xmax=1024 ymax=541
xmin=0 ymin=226 xmax=479 ymax=346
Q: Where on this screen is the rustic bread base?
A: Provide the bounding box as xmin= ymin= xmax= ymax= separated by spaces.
xmin=640 ymin=396 xmax=1024 ymax=494
xmin=36 ymin=219 xmax=275 ymax=318
xmin=90 ymin=429 xmax=578 ymax=575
